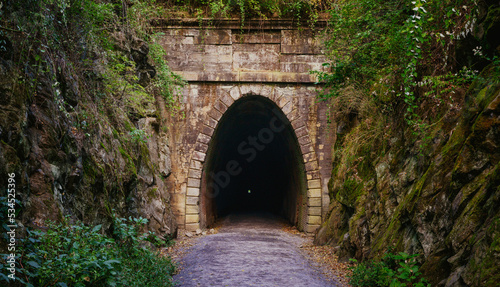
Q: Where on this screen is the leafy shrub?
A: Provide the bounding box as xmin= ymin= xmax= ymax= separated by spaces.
xmin=168 ymin=0 xmax=333 ymax=26
xmin=112 ymin=216 xmax=176 ymax=286
xmin=0 ymin=216 xmax=176 ymax=287
xmin=314 ymin=0 xmax=485 ymax=128
xmin=348 ymin=250 xmax=430 ymax=287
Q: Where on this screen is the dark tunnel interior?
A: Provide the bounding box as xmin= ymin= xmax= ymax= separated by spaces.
xmin=201 ymin=95 xmax=307 ymax=228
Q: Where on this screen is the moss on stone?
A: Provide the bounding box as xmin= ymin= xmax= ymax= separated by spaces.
xmin=147 ymin=187 xmax=158 ymax=201
xmin=336 ymin=178 xmax=364 ymax=208
xmin=118 ymin=146 xmax=137 ymax=176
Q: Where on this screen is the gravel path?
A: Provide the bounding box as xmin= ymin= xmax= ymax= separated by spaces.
xmin=173 ymin=212 xmax=340 ymax=287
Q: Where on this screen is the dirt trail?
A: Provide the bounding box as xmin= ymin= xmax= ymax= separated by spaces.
xmin=173 ymin=212 xmax=341 ymax=287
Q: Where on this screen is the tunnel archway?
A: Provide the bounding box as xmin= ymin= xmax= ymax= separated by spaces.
xmin=200 ymin=95 xmax=307 ymax=229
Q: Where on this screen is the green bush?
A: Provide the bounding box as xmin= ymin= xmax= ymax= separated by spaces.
xmin=0 ymin=216 xmax=176 ymax=287
xmin=112 ymin=216 xmax=176 ymax=286
xmin=313 ymin=0 xmax=485 ymax=128
xmin=348 ymin=250 xmax=430 ymax=287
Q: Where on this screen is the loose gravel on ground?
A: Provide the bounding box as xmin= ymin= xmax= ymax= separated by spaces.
xmin=167 ymin=212 xmax=348 ymax=287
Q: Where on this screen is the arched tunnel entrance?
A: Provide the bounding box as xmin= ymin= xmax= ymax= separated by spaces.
xmin=200 ymin=95 xmax=307 ymax=229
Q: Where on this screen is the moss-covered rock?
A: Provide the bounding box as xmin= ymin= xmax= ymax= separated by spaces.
xmin=315 ymin=62 xmax=500 ymax=286
xmin=0 ymin=0 xmax=178 ymax=246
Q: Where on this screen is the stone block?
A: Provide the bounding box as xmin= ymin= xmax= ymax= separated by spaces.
xmin=196 ymin=29 xmax=232 ymax=45
xmin=280 ymin=54 xmax=329 ymax=73
xmin=305 ymin=224 xmax=320 ymax=233
xmin=305 ymin=160 xmax=319 ymax=172
xmin=202 ymin=125 xmax=215 ymax=137
xmin=300 ymin=143 xmax=314 ymax=155
xmin=239 ymin=84 xmax=256 ymax=96
xmin=206 ymin=117 xmax=218 ymax=129
xmin=220 ymin=93 xmax=235 ymax=107
xmin=282 ymin=101 xmax=293 ymax=115
xmin=186 ymin=204 xmax=199 ymax=214
xmin=237 ymin=71 xmax=316 ymax=83
xmin=187 ymin=187 xmax=200 ymax=196
xmin=190 ymin=160 xmax=203 ymax=170
xmin=308 ymin=179 xmax=321 ymax=189
xmin=163 ymin=45 xmax=205 ymax=71
xmin=208 ymin=108 xmax=223 ymax=121
xmin=303 ymin=151 xmax=316 ymax=163
xmin=186 ymin=214 xmax=200 ymax=224
xmin=172 ymin=193 xmax=186 ymax=215
xmin=194 ymin=142 xmax=209 ymax=153
xmin=308 ymin=207 xmax=322 ymax=216
xmin=230 ymin=87 xmax=241 ymax=100
xmin=233 ymin=44 xmax=280 ymax=71
xmin=298 ymin=135 xmax=312 ymax=146
xmin=176 ymin=71 xmax=239 ymax=82
xmin=176 ymin=215 xmax=186 ymax=226
xmin=306 ymin=170 xmax=321 ymax=180
xmin=214 ymin=100 xmax=228 ymax=114
xmin=187 ymin=178 xmax=201 ymax=188
xmin=281 ymin=30 xmax=323 ymax=55
xmin=291 ymin=117 xmax=306 ymax=130
xmin=188 ymin=168 xmax=202 ymax=179
xmin=308 ymin=197 xmax=322 ymax=207
xmin=185 ymin=223 xmax=200 ymax=231
xmin=197 ymin=133 xmax=212 ymax=145
xmin=294 ymin=125 xmax=308 ymax=138
xmin=307 ymin=188 xmax=321 ymax=198
xmin=308 ymin=215 xmax=322 ymax=225
xmin=186 ymin=196 xmax=199 ymax=205
xmin=278 ymin=95 xmax=291 ymax=108
xmin=192 ymin=151 xmax=206 ymax=162
xmin=232 ymin=31 xmax=280 ymax=44
xmin=260 ymin=85 xmax=274 ymax=99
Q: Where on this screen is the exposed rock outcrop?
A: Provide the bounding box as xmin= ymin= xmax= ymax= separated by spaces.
xmin=316 ymin=38 xmax=500 ymax=287
xmin=0 ymin=24 xmax=176 ymax=239
xmin=316 ymin=3 xmax=500 ymax=285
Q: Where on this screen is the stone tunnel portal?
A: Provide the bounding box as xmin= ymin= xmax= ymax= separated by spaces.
xmin=201 ymin=95 xmax=307 ymax=229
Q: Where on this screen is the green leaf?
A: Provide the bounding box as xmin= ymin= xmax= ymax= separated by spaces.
xmin=0 ymin=273 xmax=9 ymax=281
xmin=104 ymin=259 xmax=121 ymax=268
xmin=92 ymin=224 xmax=102 ymax=233
xmin=27 ymin=261 xmax=41 ymax=268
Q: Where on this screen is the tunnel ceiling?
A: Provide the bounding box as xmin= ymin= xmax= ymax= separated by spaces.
xmin=202 ymin=95 xmax=306 ymax=225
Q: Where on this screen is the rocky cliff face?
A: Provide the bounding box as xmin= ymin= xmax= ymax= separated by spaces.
xmin=0 ymin=3 xmax=177 ymax=239
xmin=315 ymin=2 xmax=500 ymax=285
xmin=316 ymin=26 xmax=500 ymax=287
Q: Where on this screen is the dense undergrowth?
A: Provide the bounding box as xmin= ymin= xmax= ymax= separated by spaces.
xmin=349 ymin=249 xmax=430 ymax=287
xmin=0 ymin=203 xmax=175 ymax=286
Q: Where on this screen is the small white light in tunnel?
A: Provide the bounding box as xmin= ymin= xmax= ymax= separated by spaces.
xmin=248 ymin=190 xmax=251 ymax=194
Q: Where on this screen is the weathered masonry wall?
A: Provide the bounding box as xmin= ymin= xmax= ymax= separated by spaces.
xmin=155 ymin=19 xmax=333 ymax=232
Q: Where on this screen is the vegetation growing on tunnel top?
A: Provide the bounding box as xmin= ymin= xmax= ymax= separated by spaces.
xmin=164 ymin=0 xmax=334 ymax=27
